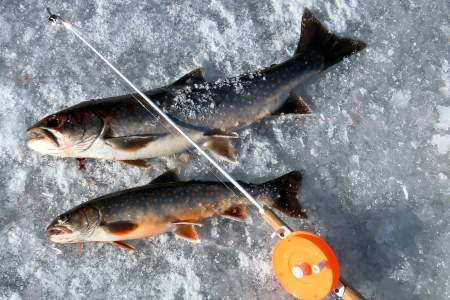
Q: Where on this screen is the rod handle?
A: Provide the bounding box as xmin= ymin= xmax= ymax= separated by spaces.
xmin=340 ymin=279 xmax=366 ymax=300
xmin=260 ymin=208 xmax=289 ymax=232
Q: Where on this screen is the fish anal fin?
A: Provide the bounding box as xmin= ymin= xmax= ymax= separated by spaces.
xmin=105 ymin=135 xmax=161 ymax=151
xmin=104 ymin=221 xmax=139 ymax=236
xmin=111 ymin=241 xmax=136 ymax=251
xmin=151 ymin=170 xmax=179 ymax=184
xmin=272 ymin=93 xmax=312 ymax=116
xmin=172 ymin=68 xmax=206 ymax=86
xmin=204 ymin=129 xmax=239 ymax=139
xmin=173 ymin=224 xmax=200 ymax=243
xmin=205 ymin=138 xmax=236 ymax=162
xmin=222 ymin=205 xmax=248 ymax=222
xmin=121 ymin=159 xmax=153 ymax=168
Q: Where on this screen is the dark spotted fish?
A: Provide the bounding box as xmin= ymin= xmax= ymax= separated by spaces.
xmin=27 ymin=9 xmax=366 ymax=165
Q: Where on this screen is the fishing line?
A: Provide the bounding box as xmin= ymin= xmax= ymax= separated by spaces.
xmin=112 ymin=77 xmax=243 ymax=204
xmin=46 ymin=9 xmax=264 ymax=212
xmin=111 ymin=62 xmax=251 ymax=211
xmin=48 ymin=5 xmax=238 ymax=201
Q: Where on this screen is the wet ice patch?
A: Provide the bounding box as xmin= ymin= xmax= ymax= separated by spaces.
xmin=0 ymin=15 xmax=12 ymax=44
xmin=440 ymin=59 xmax=449 ymax=97
xmin=435 ymin=105 xmax=450 ymax=131
xmin=391 ymin=90 xmax=411 ymax=109
xmin=431 ymin=134 xmax=450 ymax=155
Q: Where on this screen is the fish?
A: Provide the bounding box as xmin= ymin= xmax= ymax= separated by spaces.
xmin=26 ymin=9 xmax=366 ymax=165
xmin=47 ymin=170 xmax=305 ymax=250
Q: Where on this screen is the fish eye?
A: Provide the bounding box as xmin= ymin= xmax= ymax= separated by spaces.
xmin=58 ymin=214 xmax=70 ymax=224
xmin=46 ymin=114 xmax=68 ymax=128
xmin=46 ymin=115 xmax=60 ymax=128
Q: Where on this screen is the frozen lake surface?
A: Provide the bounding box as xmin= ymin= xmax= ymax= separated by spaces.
xmin=0 ymin=0 xmax=449 ymax=299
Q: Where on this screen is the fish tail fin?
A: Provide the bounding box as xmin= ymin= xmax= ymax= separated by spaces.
xmin=263 ymin=171 xmax=306 ymax=218
xmin=295 ymin=8 xmax=367 ymax=69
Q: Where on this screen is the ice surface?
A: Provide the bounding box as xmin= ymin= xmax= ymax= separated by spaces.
xmin=1 ymin=0 xmax=449 ymax=299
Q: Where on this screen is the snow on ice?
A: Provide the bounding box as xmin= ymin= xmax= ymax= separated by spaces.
xmin=0 ymin=0 xmax=449 ymax=299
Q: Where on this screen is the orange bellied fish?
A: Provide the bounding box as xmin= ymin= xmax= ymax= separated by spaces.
xmin=47 ymin=171 xmax=305 ymax=250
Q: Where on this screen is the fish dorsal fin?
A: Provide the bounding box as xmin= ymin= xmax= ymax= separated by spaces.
xmin=272 ymin=93 xmax=312 ymax=116
xmin=172 ymin=68 xmax=206 ymax=86
xmin=104 ymin=221 xmax=139 ymax=236
xmin=173 ymin=224 xmax=200 ymax=242
xmin=221 ymin=205 xmax=248 ymax=222
xmin=111 ymin=241 xmax=136 ymax=251
xmin=151 ymin=170 xmax=179 ymax=184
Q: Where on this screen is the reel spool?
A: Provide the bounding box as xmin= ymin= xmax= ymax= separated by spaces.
xmin=272 ymin=231 xmax=340 ymax=300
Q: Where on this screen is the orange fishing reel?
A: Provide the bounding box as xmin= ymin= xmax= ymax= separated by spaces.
xmin=261 ymin=208 xmax=360 ymax=300
xmin=272 ymin=231 xmax=340 ymax=299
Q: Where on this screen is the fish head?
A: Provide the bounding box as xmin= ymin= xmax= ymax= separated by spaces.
xmin=26 ymin=107 xmax=103 ymax=157
xmin=47 ymin=205 xmax=101 ymax=244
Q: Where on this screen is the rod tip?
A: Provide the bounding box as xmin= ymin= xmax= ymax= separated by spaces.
xmin=46 ymin=7 xmax=59 ymax=24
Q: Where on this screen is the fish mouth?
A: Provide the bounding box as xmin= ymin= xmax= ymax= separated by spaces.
xmin=26 ymin=127 xmax=59 ymax=146
xmin=47 ymin=224 xmax=73 ymax=237
xmin=26 ymin=127 xmax=62 ymax=155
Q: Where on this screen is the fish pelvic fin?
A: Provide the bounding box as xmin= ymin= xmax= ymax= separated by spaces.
xmin=264 ymin=171 xmax=306 ymax=218
xmin=205 ymin=137 xmax=236 ymax=162
xmin=221 ymin=205 xmax=248 ymax=222
xmin=173 ymin=224 xmax=201 ymax=243
xmin=111 ymin=241 xmax=136 ymax=251
xmin=296 ymin=8 xmax=367 ymax=68
xmin=272 ymin=93 xmax=312 ymax=116
xmin=121 ymin=159 xmax=153 ymax=168
xmin=151 ymin=169 xmax=179 ymax=184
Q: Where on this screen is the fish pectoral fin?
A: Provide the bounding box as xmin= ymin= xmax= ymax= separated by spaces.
xmin=173 ymin=224 xmax=201 ymax=243
xmin=151 ymin=169 xmax=180 ymax=184
xmin=111 ymin=241 xmax=136 ymax=251
xmin=121 ymin=159 xmax=153 ymax=168
xmin=221 ymin=205 xmax=248 ymax=222
xmin=204 ymin=129 xmax=239 ymax=139
xmin=177 ymin=151 xmax=191 ymax=163
xmin=205 ymin=138 xmax=236 ymax=162
xmin=104 ymin=221 xmax=139 ymax=236
xmin=172 ymin=68 xmax=206 ymax=86
xmin=104 ymin=135 xmax=162 ymax=151
xmin=172 ymin=221 xmax=203 ymax=227
xmin=272 ymin=93 xmax=312 ymax=116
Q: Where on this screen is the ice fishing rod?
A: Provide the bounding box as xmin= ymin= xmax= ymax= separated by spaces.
xmin=46 ymin=8 xmax=364 ymax=300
